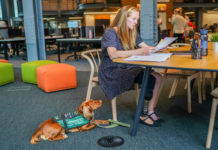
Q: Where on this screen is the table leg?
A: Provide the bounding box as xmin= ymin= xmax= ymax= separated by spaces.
xmin=215 ymin=72 xmax=218 ymax=87
xmin=15 ymin=43 xmax=19 ymax=56
xmin=4 ymin=43 xmax=8 ymax=60
xmin=58 ymin=42 xmax=61 ymax=63
xmin=131 ymin=67 xmax=151 ymax=136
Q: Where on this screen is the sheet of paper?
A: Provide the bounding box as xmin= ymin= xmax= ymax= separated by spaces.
xmin=124 ymin=53 xmax=172 ymax=62
xmin=153 ymin=37 xmax=178 ymax=53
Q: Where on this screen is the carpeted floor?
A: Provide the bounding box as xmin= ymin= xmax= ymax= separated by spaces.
xmin=0 ymin=68 xmax=218 ymax=150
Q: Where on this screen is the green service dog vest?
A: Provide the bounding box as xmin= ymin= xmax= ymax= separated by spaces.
xmin=52 ymin=111 xmax=89 ymax=132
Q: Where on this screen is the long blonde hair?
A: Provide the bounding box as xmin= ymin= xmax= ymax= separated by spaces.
xmin=110 ymin=5 xmax=139 ymax=50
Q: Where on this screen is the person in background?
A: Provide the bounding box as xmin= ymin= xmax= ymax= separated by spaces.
xmin=18 ymin=22 xmax=25 ymax=36
xmin=171 ymin=8 xmax=187 ymax=43
xmin=0 ymin=20 xmax=7 ymax=28
xmin=215 ymin=26 xmax=218 ymax=33
xmin=157 ymin=13 xmax=162 ymax=32
xmin=203 ymin=24 xmax=209 ymax=30
xmin=157 ymin=13 xmax=162 ymax=42
xmin=184 ymin=15 xmax=196 ymax=39
xmin=98 ymin=5 xmax=165 ymax=127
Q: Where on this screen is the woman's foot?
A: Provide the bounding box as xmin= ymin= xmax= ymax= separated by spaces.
xmin=139 ymin=115 xmax=161 ymax=127
xmin=147 ymin=112 xmax=164 ymax=123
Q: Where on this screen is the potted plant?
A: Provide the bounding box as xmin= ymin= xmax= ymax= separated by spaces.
xmin=211 ymin=33 xmax=218 ymax=51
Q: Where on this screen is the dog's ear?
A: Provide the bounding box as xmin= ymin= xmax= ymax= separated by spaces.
xmin=77 ymin=106 xmax=83 ymax=115
xmin=90 ymin=99 xmax=102 ymax=110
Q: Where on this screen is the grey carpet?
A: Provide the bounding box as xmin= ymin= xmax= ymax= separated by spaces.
xmin=0 ymin=68 xmax=218 ymax=150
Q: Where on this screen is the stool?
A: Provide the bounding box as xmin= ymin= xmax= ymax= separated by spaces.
xmin=21 ymin=60 xmax=58 ymax=84
xmin=36 ymin=63 xmax=77 ymax=92
xmin=0 ymin=59 xmax=8 ymax=63
xmin=0 ymin=63 xmax=14 ymax=86
xmin=206 ymin=87 xmax=218 ymax=149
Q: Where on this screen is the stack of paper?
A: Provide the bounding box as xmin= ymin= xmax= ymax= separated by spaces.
xmin=153 ymin=37 xmax=178 ymax=53
xmin=124 ymin=53 xmax=172 ymax=62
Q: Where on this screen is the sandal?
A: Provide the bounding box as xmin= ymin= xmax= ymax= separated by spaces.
xmin=139 ymin=115 xmax=161 ymax=127
xmin=148 ymin=112 xmax=165 ymax=123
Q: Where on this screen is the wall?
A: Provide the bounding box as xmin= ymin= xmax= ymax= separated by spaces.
xmin=84 ymin=15 xmax=95 ymax=26
xmin=84 ymin=12 xmax=117 ymax=26
xmin=81 ymin=0 xmax=104 ymax=3
xmin=121 ymin=0 xmax=140 ymax=6
xmin=158 ymin=0 xmax=173 ymax=35
xmin=203 ymin=12 xmax=218 ymax=26
xmin=42 ymin=0 xmax=77 ymax=11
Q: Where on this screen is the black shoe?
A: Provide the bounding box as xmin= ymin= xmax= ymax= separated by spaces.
xmin=139 ymin=115 xmax=161 ymax=127
xmin=148 ymin=112 xmax=165 ymax=123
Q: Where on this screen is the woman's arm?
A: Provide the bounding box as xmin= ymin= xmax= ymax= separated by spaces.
xmin=107 ymin=46 xmax=155 ymax=60
xmin=138 ymin=42 xmax=149 ymax=48
xmin=138 ymin=41 xmax=167 ymax=52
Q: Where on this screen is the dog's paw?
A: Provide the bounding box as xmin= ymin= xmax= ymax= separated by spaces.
xmin=30 ymin=139 xmax=37 ymax=144
xmin=63 ymin=134 xmax=68 ymax=138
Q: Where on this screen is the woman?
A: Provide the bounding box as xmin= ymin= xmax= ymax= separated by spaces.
xmin=98 ymin=5 xmax=164 ymax=126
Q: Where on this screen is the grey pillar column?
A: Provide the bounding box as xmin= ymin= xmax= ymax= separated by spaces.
xmin=5 ymin=0 xmax=11 ymax=26
xmin=22 ymin=0 xmax=46 ymax=61
xmin=1 ymin=0 xmax=8 ymax=22
xmin=196 ymin=8 xmax=203 ymax=32
xmin=140 ymin=0 xmax=158 ymax=46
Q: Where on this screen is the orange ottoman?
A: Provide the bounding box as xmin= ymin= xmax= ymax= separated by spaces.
xmin=0 ymin=59 xmax=8 ymax=63
xmin=36 ymin=63 xmax=77 ymax=92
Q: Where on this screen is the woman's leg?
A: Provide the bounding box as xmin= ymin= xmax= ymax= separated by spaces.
xmin=147 ymin=72 xmax=163 ymax=120
xmin=140 ymin=71 xmax=163 ymax=125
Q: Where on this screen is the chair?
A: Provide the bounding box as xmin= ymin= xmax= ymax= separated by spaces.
xmin=161 ymin=43 xmax=202 ymax=113
xmin=171 ymin=43 xmax=215 ymax=102
xmin=65 ymin=45 xmax=87 ymax=61
xmin=202 ymin=72 xmax=218 ymax=101
xmin=206 ymin=87 xmax=218 ymax=149
xmin=162 ymin=69 xmax=202 ymax=113
xmin=81 ymin=49 xmax=139 ymax=121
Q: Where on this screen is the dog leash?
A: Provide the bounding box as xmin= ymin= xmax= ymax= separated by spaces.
xmin=92 ymin=119 xmax=131 ymax=128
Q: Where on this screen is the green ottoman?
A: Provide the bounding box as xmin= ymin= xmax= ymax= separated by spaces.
xmin=0 ymin=63 xmax=15 ymax=86
xmin=21 ymin=60 xmax=58 ymax=84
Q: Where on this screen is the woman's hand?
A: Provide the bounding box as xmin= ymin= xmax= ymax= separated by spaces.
xmin=140 ymin=46 xmax=156 ymax=55
xmin=159 ymin=46 xmax=168 ymax=52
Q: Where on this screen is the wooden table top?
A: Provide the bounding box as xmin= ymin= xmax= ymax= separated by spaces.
xmin=113 ymin=42 xmax=218 ymax=72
